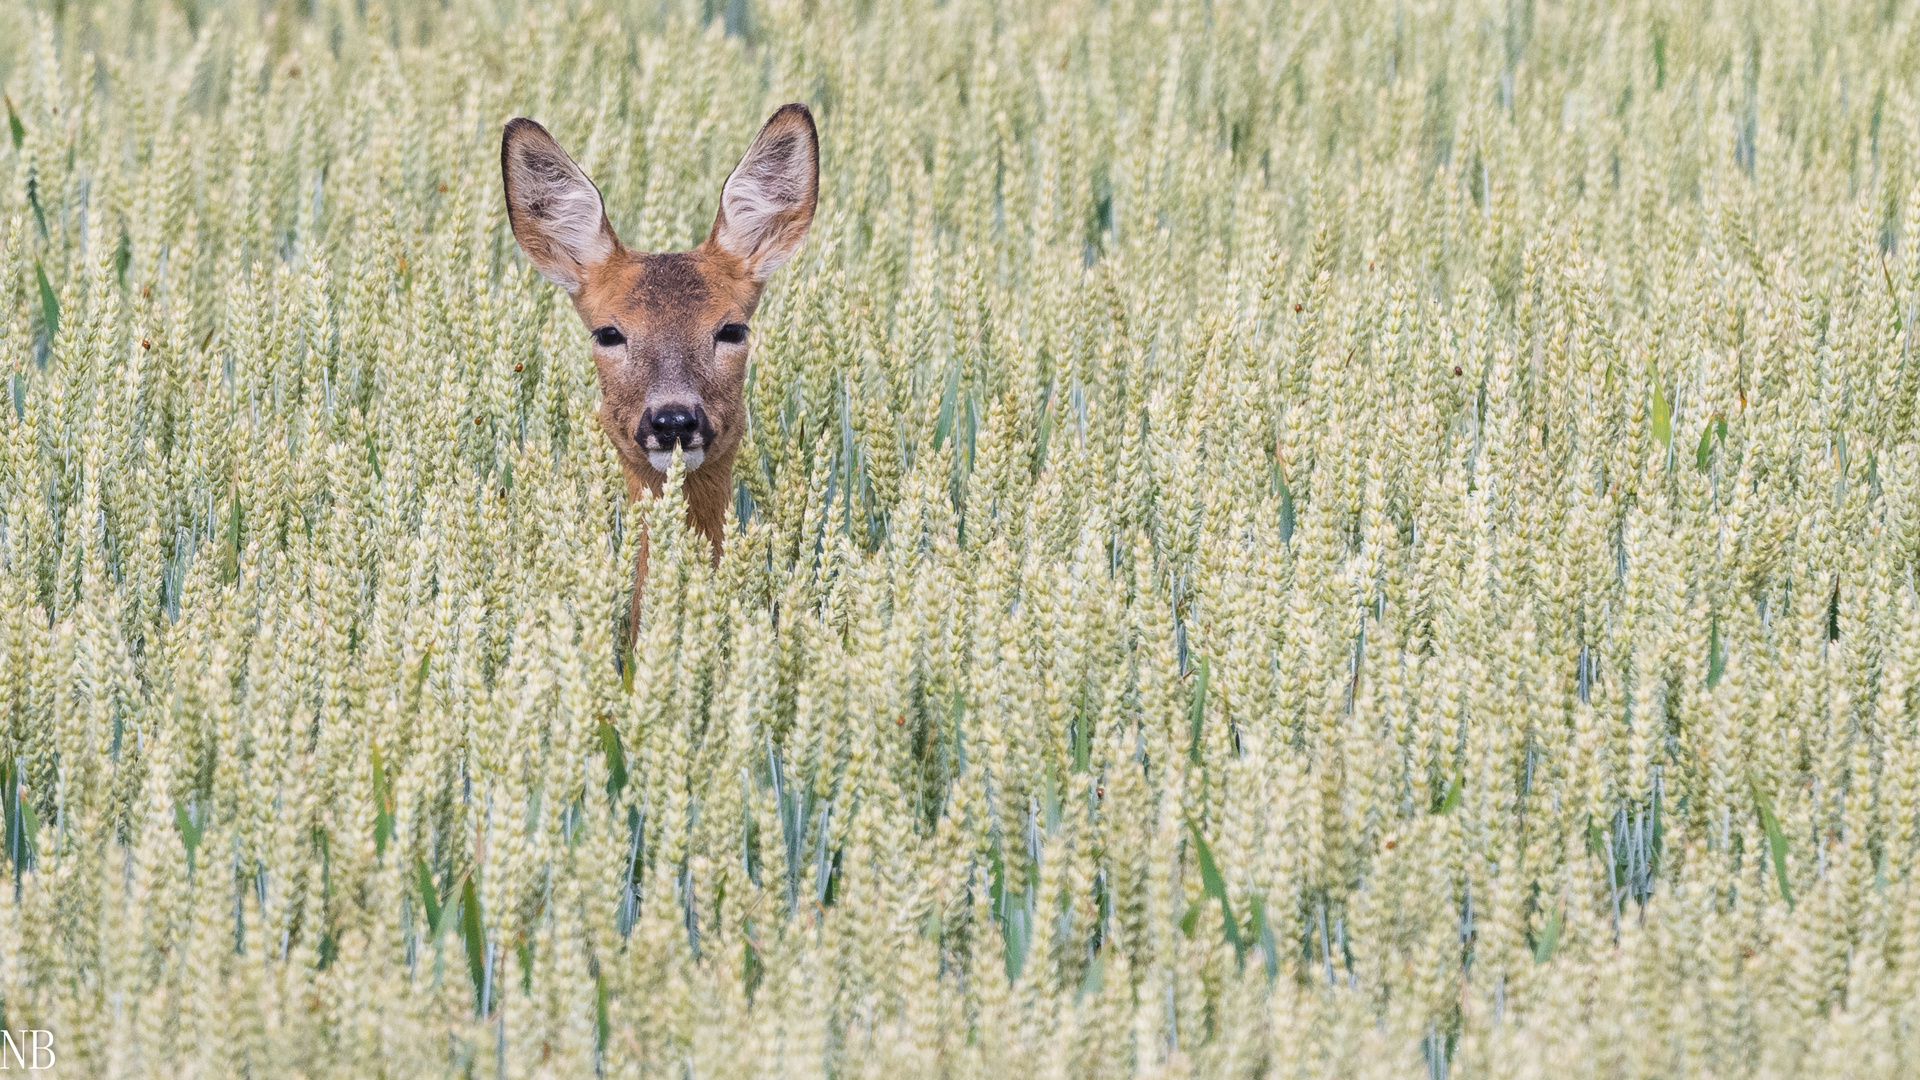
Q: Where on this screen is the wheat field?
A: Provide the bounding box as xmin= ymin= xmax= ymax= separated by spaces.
xmin=1 ymin=0 xmax=1919 ymax=1075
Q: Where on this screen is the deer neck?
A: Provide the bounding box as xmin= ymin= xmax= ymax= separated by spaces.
xmin=626 ymin=447 xmax=735 ymax=558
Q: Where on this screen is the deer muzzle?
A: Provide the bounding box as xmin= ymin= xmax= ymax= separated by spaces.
xmin=639 ymin=403 xmax=715 ymax=473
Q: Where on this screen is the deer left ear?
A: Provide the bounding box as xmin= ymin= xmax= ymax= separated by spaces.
xmin=501 ymin=117 xmax=620 ymax=294
xmin=707 ymin=103 xmax=819 ymax=281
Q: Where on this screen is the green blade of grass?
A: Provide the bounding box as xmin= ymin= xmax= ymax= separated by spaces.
xmin=1533 ymin=905 xmax=1562 ymax=964
xmin=1187 ymin=655 xmax=1210 ymax=764
xmin=415 ymin=856 xmax=444 ymax=937
xmin=1188 ymin=823 xmax=1242 ymax=956
xmin=460 ymin=873 xmax=489 ymax=1016
xmin=599 ymin=719 xmax=628 ymax=798
xmin=174 ymin=801 xmax=202 ymax=869
xmin=370 ymin=744 xmax=394 ymax=856
xmin=1752 ymin=778 xmax=1794 ymax=909
xmin=34 ymin=264 xmax=57 ymax=343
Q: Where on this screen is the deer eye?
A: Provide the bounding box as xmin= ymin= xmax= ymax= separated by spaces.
xmin=593 ymin=326 xmax=625 ymax=347
xmin=715 ymin=323 xmax=749 ymax=345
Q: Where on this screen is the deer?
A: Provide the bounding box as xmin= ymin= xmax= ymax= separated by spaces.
xmin=500 ymin=104 xmax=818 ymax=637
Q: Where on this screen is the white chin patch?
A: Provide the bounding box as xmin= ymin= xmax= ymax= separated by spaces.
xmin=648 ymin=448 xmax=705 ymax=474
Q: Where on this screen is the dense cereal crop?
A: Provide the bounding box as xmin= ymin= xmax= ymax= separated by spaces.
xmin=2 ymin=0 xmax=1920 ymax=1075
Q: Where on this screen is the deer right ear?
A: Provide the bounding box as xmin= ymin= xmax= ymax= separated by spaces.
xmin=708 ymin=103 xmax=819 ymax=281
xmin=501 ymin=118 xmax=619 ymax=293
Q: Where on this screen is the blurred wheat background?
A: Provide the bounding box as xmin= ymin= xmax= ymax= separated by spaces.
xmin=2 ymin=0 xmax=1920 ymax=1075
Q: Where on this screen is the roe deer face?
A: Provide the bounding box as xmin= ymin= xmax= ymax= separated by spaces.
xmin=501 ymin=105 xmax=818 ymax=480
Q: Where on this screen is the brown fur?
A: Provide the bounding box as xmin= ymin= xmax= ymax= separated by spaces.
xmin=502 ymin=105 xmax=819 ymax=638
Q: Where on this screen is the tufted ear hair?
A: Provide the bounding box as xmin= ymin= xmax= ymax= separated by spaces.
xmin=501 ymin=117 xmax=619 ymax=293
xmin=706 ymin=103 xmax=819 ymax=281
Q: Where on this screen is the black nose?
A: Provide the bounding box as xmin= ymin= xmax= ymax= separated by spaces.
xmin=641 ymin=405 xmax=702 ymax=447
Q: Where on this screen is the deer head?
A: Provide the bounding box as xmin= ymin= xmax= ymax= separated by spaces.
xmin=501 ymin=104 xmax=819 ymax=556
